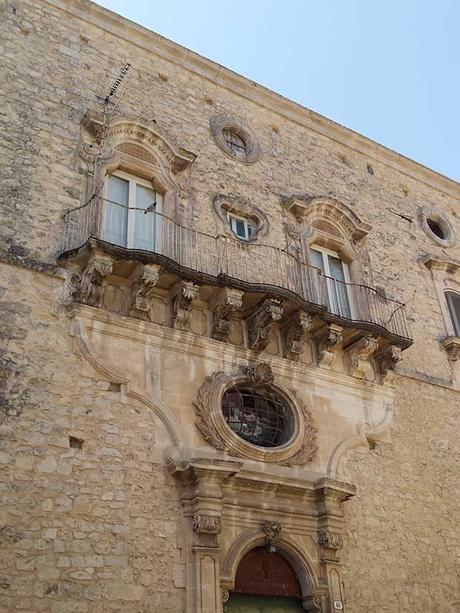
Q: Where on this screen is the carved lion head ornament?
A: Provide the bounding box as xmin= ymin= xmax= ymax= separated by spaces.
xmin=194 ymin=362 xmax=318 ymax=465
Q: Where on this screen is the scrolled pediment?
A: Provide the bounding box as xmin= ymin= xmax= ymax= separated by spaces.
xmin=283 ymin=195 xmax=371 ymax=241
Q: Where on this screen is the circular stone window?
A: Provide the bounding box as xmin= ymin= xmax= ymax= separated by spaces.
xmin=210 ymin=114 xmax=261 ymax=163
xmin=222 ymin=385 xmax=293 ymax=448
xmin=419 ymin=206 xmax=455 ymax=247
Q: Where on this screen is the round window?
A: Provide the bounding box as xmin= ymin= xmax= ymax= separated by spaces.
xmin=426 ymin=217 xmax=447 ymax=240
xmin=222 ymin=129 xmax=247 ymax=159
xmin=419 ymin=206 xmax=455 ymax=247
xmin=222 ymin=386 xmax=293 ymax=448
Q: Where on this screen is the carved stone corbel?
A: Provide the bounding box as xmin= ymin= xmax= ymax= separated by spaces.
xmin=79 ymin=255 xmax=113 ymax=307
xmin=129 ymin=264 xmax=162 ymax=321
xmin=441 ymin=336 xmax=460 ymax=362
xmin=192 ymin=514 xmax=222 ymax=536
xmin=347 ymin=335 xmax=379 ymax=379
xmin=317 ymin=324 xmax=343 ymax=369
xmin=246 ymin=297 xmax=284 ymax=351
xmin=171 ymin=280 xmax=200 ymax=330
xmin=378 ymin=345 xmax=402 ymax=384
xmin=210 ymin=287 xmax=244 ymax=342
xmin=283 ymin=311 xmax=315 ymax=360
xmin=302 ymin=594 xmax=323 ymax=613
xmin=62 ymin=270 xmax=82 ymax=307
xmin=317 ymin=530 xmax=344 ymax=562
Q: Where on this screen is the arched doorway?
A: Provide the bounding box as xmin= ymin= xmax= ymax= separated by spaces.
xmin=225 ymin=546 xmax=305 ymax=612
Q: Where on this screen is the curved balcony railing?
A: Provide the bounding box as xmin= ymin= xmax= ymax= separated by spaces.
xmin=60 ymin=198 xmax=412 ymax=343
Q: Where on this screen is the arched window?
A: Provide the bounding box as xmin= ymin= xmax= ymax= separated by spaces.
xmin=445 ymin=291 xmax=460 ymax=336
xmin=103 ymin=170 xmax=162 ymax=251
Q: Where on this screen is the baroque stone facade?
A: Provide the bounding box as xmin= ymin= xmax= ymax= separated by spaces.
xmin=0 ymin=1 xmax=459 ymax=612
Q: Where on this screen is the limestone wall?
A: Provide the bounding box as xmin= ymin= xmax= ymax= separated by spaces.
xmin=1 ymin=0 xmax=460 ymax=611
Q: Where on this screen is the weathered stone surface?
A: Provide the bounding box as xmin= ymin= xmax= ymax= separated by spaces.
xmin=0 ymin=1 xmax=459 ymax=612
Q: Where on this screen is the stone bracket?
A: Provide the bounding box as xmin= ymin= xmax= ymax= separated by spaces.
xmin=246 ymin=296 xmax=284 ymax=351
xmin=316 ymin=324 xmax=343 ymax=370
xmin=317 ymin=530 xmax=344 ymax=563
xmin=171 ymin=279 xmax=200 ymax=330
xmin=129 ymin=264 xmax=162 ymax=321
xmin=377 ymin=344 xmax=402 ymax=384
xmin=210 ymin=287 xmax=244 ymax=342
xmin=346 ymin=334 xmax=379 ymax=379
xmin=441 ymin=336 xmax=460 ymax=362
xmin=79 ymin=253 xmax=113 ymax=308
xmin=282 ymin=310 xmax=315 ymax=360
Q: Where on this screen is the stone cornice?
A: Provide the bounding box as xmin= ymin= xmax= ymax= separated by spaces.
xmin=44 ymin=0 xmax=460 ymax=200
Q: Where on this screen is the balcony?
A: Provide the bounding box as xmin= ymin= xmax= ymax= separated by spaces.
xmin=59 ymin=198 xmax=412 ymax=361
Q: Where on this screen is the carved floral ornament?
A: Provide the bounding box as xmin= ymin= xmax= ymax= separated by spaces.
xmin=194 ymin=363 xmax=318 ymax=465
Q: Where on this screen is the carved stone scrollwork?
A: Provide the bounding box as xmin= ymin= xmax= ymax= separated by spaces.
xmin=317 ymin=530 xmax=344 ymax=562
xmin=211 ymin=288 xmax=244 ymax=342
xmin=62 ymin=271 xmax=82 ymax=307
xmin=347 ymin=335 xmax=379 ymax=379
xmin=317 ymin=324 xmax=343 ymax=370
xmin=378 ymin=345 xmax=402 ymax=383
xmin=246 ymin=297 xmax=284 ymax=351
xmin=302 ymin=594 xmax=323 ymax=613
xmin=262 ymin=520 xmax=282 ymax=549
xmin=442 ymin=336 xmax=460 ymax=362
xmin=242 ymin=362 xmax=274 ymax=384
xmin=283 ymin=311 xmax=315 ymax=361
xmin=221 ymin=589 xmax=230 ymax=603
xmin=171 ymin=280 xmax=200 ymax=330
xmin=192 ymin=514 xmax=221 ymax=535
xmin=80 ymin=256 xmax=113 ymax=308
xmin=129 ymin=264 xmax=161 ymax=321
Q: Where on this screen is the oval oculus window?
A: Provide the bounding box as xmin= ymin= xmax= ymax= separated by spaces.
xmin=222 ymin=385 xmax=293 ymax=448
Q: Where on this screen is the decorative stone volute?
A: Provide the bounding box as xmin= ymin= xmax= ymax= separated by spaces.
xmin=262 ymin=520 xmax=282 ymax=550
xmin=441 ymin=336 xmax=460 ymax=362
xmin=347 ymin=335 xmax=379 ymax=379
xmin=246 ymin=297 xmax=284 ymax=351
xmin=283 ymin=311 xmax=315 ymax=360
xmin=378 ymin=345 xmax=402 ymax=383
xmin=129 ymin=264 xmax=162 ymax=320
xmin=242 ymin=361 xmax=274 ymax=384
xmin=210 ymin=287 xmax=243 ymax=342
xmin=317 ymin=530 xmax=344 ymax=562
xmin=316 ymin=324 xmax=343 ymax=370
xmin=171 ymin=279 xmax=200 ymax=330
xmin=79 ymin=253 xmax=113 ymax=308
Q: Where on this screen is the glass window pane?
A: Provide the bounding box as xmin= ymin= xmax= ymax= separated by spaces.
xmin=235 ymin=219 xmax=246 ymax=238
xmin=446 ymin=292 xmax=460 ymax=336
xmin=132 ymin=184 xmax=156 ymax=250
xmin=328 ymin=255 xmax=346 ymax=282
xmin=310 ymin=249 xmax=324 ymax=272
xmin=104 ymin=175 xmax=128 ymax=246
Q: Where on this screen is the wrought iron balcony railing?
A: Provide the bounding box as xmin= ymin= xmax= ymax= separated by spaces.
xmin=60 ymin=198 xmax=412 ymax=344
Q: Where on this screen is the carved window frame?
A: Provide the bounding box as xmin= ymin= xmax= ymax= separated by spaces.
xmin=210 ymin=114 xmax=261 ymax=164
xmin=282 ymin=196 xmax=372 ymax=286
xmin=213 ymin=194 xmax=269 ymax=243
xmin=194 ymin=365 xmax=317 ymax=465
xmin=79 ymin=114 xmax=195 ymax=224
xmin=423 ymin=257 xmax=460 ymax=362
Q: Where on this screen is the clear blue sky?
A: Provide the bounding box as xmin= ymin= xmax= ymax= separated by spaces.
xmin=96 ymin=0 xmax=460 ymax=182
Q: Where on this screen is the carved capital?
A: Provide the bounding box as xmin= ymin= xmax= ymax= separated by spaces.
xmin=347 ymin=335 xmax=379 ymax=379
xmin=441 ymin=336 xmax=460 ymax=362
xmin=210 ymin=288 xmax=243 ymax=342
xmin=192 ymin=514 xmax=221 ymax=535
xmin=283 ymin=311 xmax=314 ymax=360
xmin=130 ymin=264 xmax=161 ymax=321
xmin=246 ymin=297 xmax=284 ymax=351
xmin=378 ymin=345 xmax=402 ymax=383
xmin=302 ymin=594 xmax=323 ymax=612
xmin=317 ymin=324 xmax=343 ymax=369
xmin=317 ymin=530 xmax=344 ymax=562
xmin=171 ymin=280 xmax=200 ymax=330
xmin=80 ymin=255 xmax=113 ymax=307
